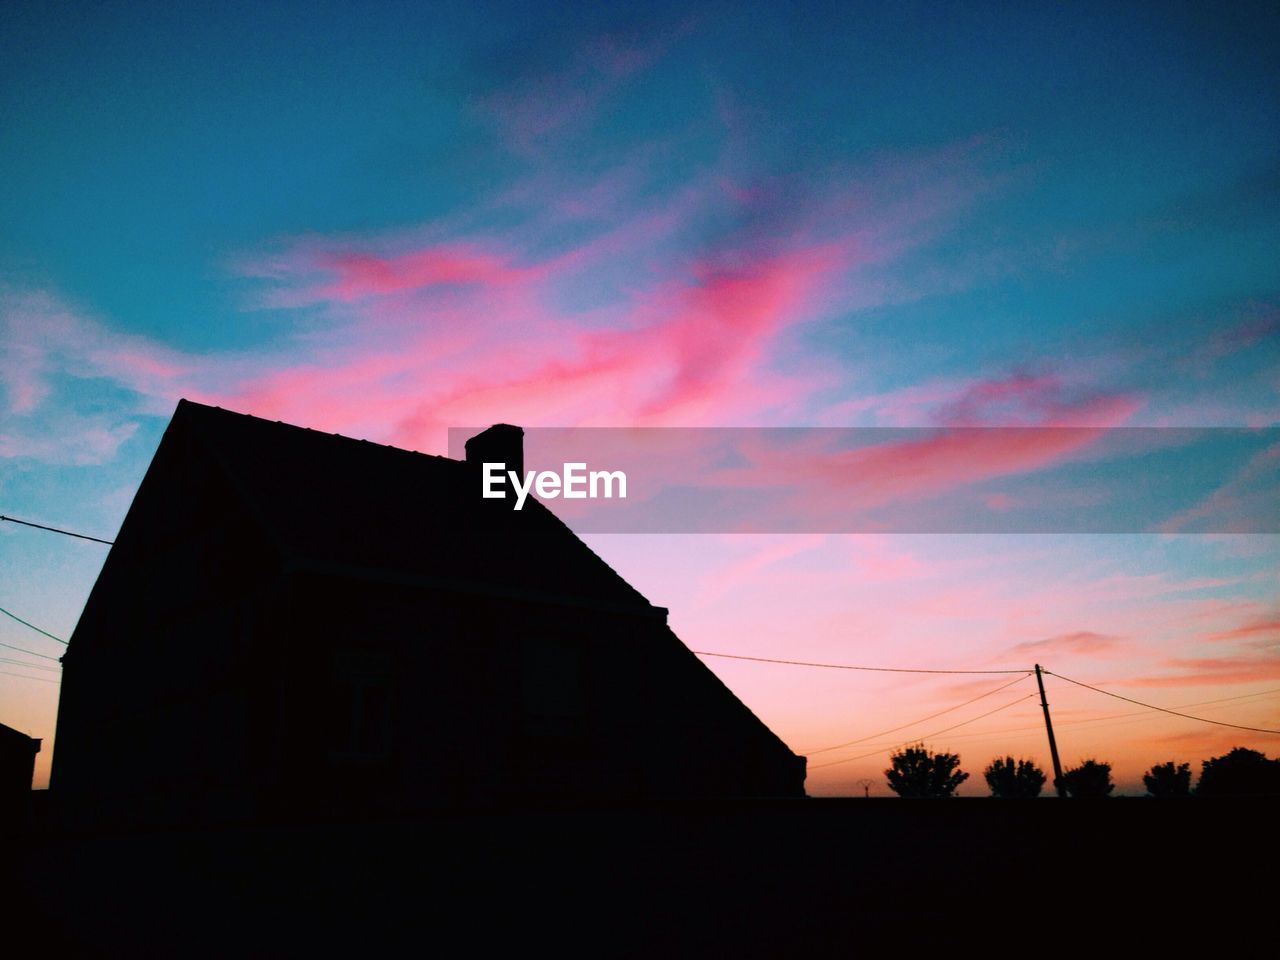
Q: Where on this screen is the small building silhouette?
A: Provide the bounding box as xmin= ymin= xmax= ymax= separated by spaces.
xmin=51 ymin=400 xmax=805 ymax=824
xmin=0 ymin=722 xmax=41 ymax=804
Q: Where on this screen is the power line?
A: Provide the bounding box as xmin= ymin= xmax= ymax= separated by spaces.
xmin=0 ymin=668 xmax=60 ymax=684
xmin=1 ymin=513 xmax=114 ymax=544
xmin=1046 ymin=670 xmax=1280 ymax=736
xmin=994 ymin=687 xmax=1280 ymax=737
xmin=842 ymin=688 xmax=1280 ymax=748
xmin=809 ymin=692 xmax=1038 ymax=769
xmin=923 ymin=693 xmax=1040 ymax=741
xmin=0 ymin=657 xmax=61 ymax=673
xmin=0 ymin=603 xmax=67 ymax=645
xmin=803 ymin=674 xmax=1031 ymax=755
xmin=805 ymin=682 xmax=1280 ymax=768
xmin=693 ymin=650 xmax=1032 ymax=675
xmin=0 ymin=639 xmax=61 ymax=662
xmin=809 ymin=693 xmax=1038 ymax=770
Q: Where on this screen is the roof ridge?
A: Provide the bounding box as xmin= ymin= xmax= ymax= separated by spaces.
xmin=176 ymin=397 xmax=455 ymax=464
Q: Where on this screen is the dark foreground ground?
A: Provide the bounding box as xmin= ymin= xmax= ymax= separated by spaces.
xmin=4 ymin=797 xmax=1274 ymax=956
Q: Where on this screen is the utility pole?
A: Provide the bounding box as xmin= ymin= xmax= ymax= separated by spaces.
xmin=1035 ymin=664 xmax=1066 ymax=797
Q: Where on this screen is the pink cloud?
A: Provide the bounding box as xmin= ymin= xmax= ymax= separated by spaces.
xmin=201 ymin=135 xmax=1023 ymax=453
xmin=694 ymin=390 xmax=1141 ymax=527
xmin=219 ymin=235 xmax=856 ymax=452
xmin=934 ymin=369 xmax=1065 ymax=425
xmin=820 ymin=367 xmax=1143 ymax=429
xmin=1207 ymin=616 xmax=1280 ymax=644
xmin=1182 ymin=309 xmax=1280 ymax=376
xmin=1010 ymin=631 xmax=1124 ymax=657
xmin=1123 ymin=655 xmax=1280 ymax=687
xmin=695 ymin=535 xmax=828 ymax=606
xmin=6 ymin=137 xmax=1107 ymax=498
xmin=314 ymin=246 xmax=540 ymax=301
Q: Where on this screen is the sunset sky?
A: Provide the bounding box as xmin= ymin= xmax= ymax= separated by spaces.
xmin=2 ymin=1 xmax=1277 ymax=794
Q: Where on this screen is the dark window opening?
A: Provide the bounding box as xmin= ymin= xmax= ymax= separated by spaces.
xmin=521 ymin=637 xmax=585 ymax=736
xmin=329 ymin=679 xmax=392 ymax=759
xmin=327 ymin=647 xmax=394 ymax=761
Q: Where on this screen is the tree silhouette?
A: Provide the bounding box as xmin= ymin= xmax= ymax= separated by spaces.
xmin=1142 ymin=761 xmax=1191 ymax=797
xmin=1061 ymin=759 xmax=1113 ymax=798
xmin=885 ymin=744 xmax=968 ymax=798
xmin=1195 ymin=747 xmax=1280 ymax=797
xmin=984 ymin=756 xmax=1046 ymax=798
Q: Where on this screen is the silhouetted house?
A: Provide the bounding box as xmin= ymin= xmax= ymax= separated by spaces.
xmin=0 ymin=722 xmax=40 ymax=803
xmin=51 ymin=400 xmax=805 ymax=824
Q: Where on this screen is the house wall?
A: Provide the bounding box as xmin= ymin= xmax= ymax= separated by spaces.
xmin=51 ymin=425 xmax=283 ymax=826
xmin=256 ymin=571 xmax=805 ymax=815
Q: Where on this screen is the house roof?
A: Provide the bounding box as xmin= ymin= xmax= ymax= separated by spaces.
xmin=0 ymin=721 xmax=41 ymax=751
xmin=167 ymin=400 xmax=661 ymax=617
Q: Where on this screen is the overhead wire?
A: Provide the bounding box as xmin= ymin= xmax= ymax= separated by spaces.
xmin=694 ymin=650 xmax=1031 ymax=675
xmin=1045 ymin=670 xmax=1280 ymax=736
xmin=0 ymin=603 xmax=67 ymax=644
xmin=0 ymin=639 xmax=61 ymax=662
xmin=0 ymin=514 xmax=92 ymax=679
xmin=934 ymin=687 xmax=1280 ymax=743
xmin=0 ymin=656 xmax=61 ymax=673
xmin=803 ymin=673 xmax=1031 ymax=755
xmin=0 ymin=513 xmax=114 ymax=544
xmin=809 ymin=691 xmax=1039 ymax=769
xmin=693 ymin=652 xmax=1280 ymax=753
xmin=0 ymin=669 xmax=60 ymax=684
xmin=862 ymin=688 xmax=1280 ymax=747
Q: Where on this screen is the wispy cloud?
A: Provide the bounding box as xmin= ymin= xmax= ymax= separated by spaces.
xmin=1123 ymin=654 xmax=1280 ymax=687
xmin=1206 ymin=615 xmax=1280 ymax=645
xmin=1160 ymin=440 xmax=1280 ymax=533
xmin=0 ymin=286 xmax=193 ymax=464
xmin=471 ymin=15 xmax=695 ymax=155
xmin=1010 ymin=631 xmax=1124 ymax=657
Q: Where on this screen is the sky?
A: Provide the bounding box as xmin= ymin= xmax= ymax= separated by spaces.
xmin=1 ymin=0 xmax=1277 ymax=794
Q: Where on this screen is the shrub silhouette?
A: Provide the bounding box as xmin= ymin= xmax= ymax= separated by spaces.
xmin=984 ymin=756 xmax=1046 ymax=798
xmin=885 ymin=744 xmax=968 ymax=798
xmin=1195 ymin=747 xmax=1280 ymax=797
xmin=1142 ymin=761 xmax=1191 ymax=797
xmin=1061 ymin=759 xmax=1113 ymax=798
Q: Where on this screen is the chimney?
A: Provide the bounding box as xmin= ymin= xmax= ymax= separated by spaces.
xmin=464 ymin=423 xmax=524 ymax=479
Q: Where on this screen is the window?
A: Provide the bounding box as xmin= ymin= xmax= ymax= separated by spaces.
xmin=520 ymin=636 xmax=585 ymax=736
xmin=327 ymin=647 xmax=393 ymax=761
